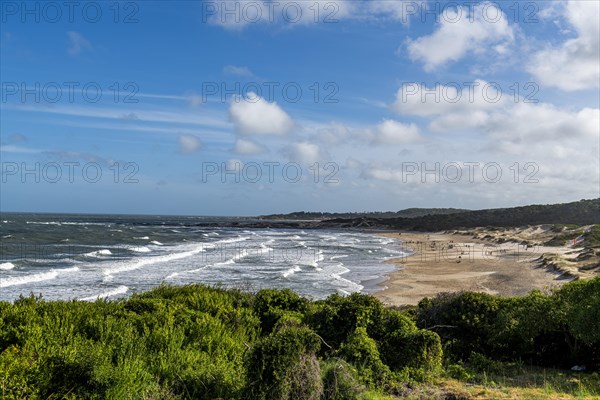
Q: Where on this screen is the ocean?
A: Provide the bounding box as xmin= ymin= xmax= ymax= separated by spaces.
xmin=0 ymin=213 xmax=409 ymax=302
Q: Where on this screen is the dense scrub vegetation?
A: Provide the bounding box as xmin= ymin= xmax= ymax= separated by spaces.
xmin=325 ymin=199 xmax=600 ymax=231
xmin=261 ymin=208 xmax=468 ymax=220
xmin=1 ymin=277 xmax=599 ymax=399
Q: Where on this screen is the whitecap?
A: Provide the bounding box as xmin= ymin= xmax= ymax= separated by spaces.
xmin=0 ymin=262 xmax=15 ymax=270
xmin=0 ymin=271 xmax=58 ymax=288
xmin=129 ymin=246 xmax=151 ymax=253
xmin=282 ymin=265 xmax=301 ymax=278
xmin=85 ymin=249 xmax=112 ymax=257
xmin=79 ymin=285 xmax=129 ymax=301
xmin=102 ymin=245 xmax=206 ymax=276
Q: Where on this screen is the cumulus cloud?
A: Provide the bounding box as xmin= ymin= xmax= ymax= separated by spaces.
xmin=178 ymin=135 xmax=202 ymax=154
xmin=284 ymin=142 xmax=324 ymax=164
xmin=368 ymin=120 xmax=422 ymax=145
xmin=229 ymin=92 xmax=294 ymax=135
xmin=391 ymin=80 xmax=505 ymax=117
xmin=482 ymin=103 xmax=599 ymax=150
xmin=232 ymin=138 xmax=267 ymax=155
xmin=313 ymin=122 xmax=351 ymax=145
xmin=67 ymin=31 xmax=92 ymax=55
xmin=406 ymin=2 xmax=514 ymax=71
xmin=528 ymin=0 xmax=600 ymax=91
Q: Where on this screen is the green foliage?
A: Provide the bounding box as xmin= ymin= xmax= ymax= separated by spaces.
xmin=15 ymin=279 xmax=599 ymax=398
xmin=416 ymin=292 xmax=503 ymax=360
xmin=584 ymin=224 xmax=600 ymax=247
xmin=380 ymin=329 xmax=442 ymax=374
xmin=306 ymin=293 xmax=387 ymax=350
xmin=556 ymin=277 xmax=600 ymax=344
xmin=338 ymin=327 xmax=391 ymax=387
xmin=417 ymin=276 xmax=600 ymax=369
xmin=245 ymin=323 xmax=322 ymax=400
xmin=321 ymin=358 xmax=365 ymax=400
xmin=252 ymin=288 xmax=309 ymax=334
xmin=0 ymin=285 xmax=257 ymax=399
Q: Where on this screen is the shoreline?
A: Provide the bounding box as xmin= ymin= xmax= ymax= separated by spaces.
xmin=372 ymin=230 xmax=577 ymax=306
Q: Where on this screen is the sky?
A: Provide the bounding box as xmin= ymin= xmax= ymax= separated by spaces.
xmin=0 ymin=0 xmax=599 ymax=215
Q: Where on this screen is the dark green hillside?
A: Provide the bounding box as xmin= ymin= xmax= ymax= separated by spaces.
xmin=327 ymin=199 xmax=600 ymax=231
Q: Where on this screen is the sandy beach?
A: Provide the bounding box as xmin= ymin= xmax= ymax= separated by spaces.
xmin=373 ymin=230 xmax=587 ymax=306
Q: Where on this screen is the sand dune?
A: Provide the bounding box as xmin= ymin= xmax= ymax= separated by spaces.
xmin=374 ymin=229 xmax=598 ymax=306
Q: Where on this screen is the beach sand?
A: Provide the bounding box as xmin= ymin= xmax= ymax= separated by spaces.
xmin=373 ymin=231 xmax=578 ymax=306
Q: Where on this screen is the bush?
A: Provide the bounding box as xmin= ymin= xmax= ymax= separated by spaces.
xmin=253 ymin=289 xmax=309 ymax=334
xmin=380 ymin=329 xmax=442 ymax=374
xmin=321 ymin=358 xmax=364 ymax=400
xmin=245 ymin=323 xmax=322 ymax=400
xmin=306 ymin=293 xmax=386 ymax=351
xmin=338 ymin=327 xmax=391 ymax=387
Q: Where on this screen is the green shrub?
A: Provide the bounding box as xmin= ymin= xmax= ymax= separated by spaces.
xmin=253 ymin=289 xmax=309 ymax=334
xmin=380 ymin=329 xmax=442 ymax=374
xmin=306 ymin=293 xmax=386 ymax=350
xmin=321 ymin=358 xmax=364 ymax=400
xmin=416 ymin=292 xmax=505 ymax=360
xmin=445 ymin=363 xmax=473 ymax=381
xmin=245 ymin=323 xmax=322 ymax=400
xmin=338 ymin=327 xmax=390 ymax=387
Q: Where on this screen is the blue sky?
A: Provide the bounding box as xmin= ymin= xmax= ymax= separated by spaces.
xmin=1 ymin=0 xmax=599 ymax=215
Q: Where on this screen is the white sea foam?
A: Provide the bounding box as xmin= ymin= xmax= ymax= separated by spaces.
xmin=0 ymin=267 xmax=79 ymax=288
xmin=282 ymin=265 xmax=301 ymax=278
xmin=150 ymin=240 xmax=163 ymax=245
xmin=85 ymin=249 xmax=112 ymax=257
xmin=0 ymin=271 xmax=58 ymax=287
xmin=0 ymin=262 xmax=16 ymax=270
xmin=129 ymin=246 xmax=151 ymax=253
xmin=102 ymin=245 xmax=206 ymax=276
xmin=79 ymin=285 xmax=129 ymax=301
xmin=133 ymin=236 xmax=150 ymax=240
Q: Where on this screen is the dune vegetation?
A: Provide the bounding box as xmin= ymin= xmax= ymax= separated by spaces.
xmin=1 ymin=276 xmax=599 ymax=399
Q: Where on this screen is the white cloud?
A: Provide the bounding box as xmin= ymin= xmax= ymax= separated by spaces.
xmin=0 ymin=145 xmax=41 ymax=154
xmin=67 ymin=31 xmax=91 ymax=55
xmin=406 ymin=2 xmax=514 ymax=71
xmin=229 ymin=92 xmax=294 ymax=135
xmin=313 ymin=122 xmax=350 ymax=145
xmin=284 ymin=142 xmax=324 ymax=164
xmin=483 ymin=103 xmax=599 ymax=149
xmin=206 ymin=1 xmax=436 ymax=29
xmin=369 ymin=119 xmax=422 ymax=145
xmin=528 ymin=0 xmax=600 ymax=91
xmin=223 ymin=65 xmax=253 ymax=76
xmin=206 ymin=0 xmax=353 ymax=29
xmin=9 ymin=103 xmax=231 ymax=129
xmin=226 ymin=158 xmax=243 ymax=171
xmin=366 ymin=1 xmax=426 ymax=24
xmin=233 ymin=138 xmax=267 ymax=155
xmin=178 ymin=135 xmax=202 ymax=154
xmin=392 ymin=80 xmax=505 ymax=117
